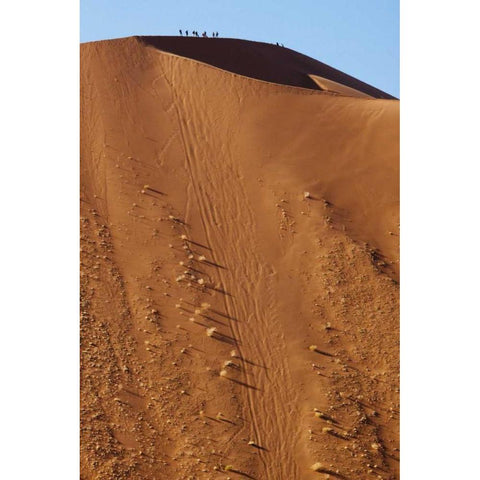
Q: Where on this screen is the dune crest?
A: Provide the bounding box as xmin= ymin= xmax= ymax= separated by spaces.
xmin=81 ymin=36 xmax=399 ymax=480
xmin=134 ymin=36 xmax=396 ymax=98
xmin=309 ymin=74 xmax=374 ymax=98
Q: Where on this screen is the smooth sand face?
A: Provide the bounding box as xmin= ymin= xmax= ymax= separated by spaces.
xmin=309 ymin=74 xmax=374 ymax=98
xmin=80 ymin=37 xmax=399 ymax=480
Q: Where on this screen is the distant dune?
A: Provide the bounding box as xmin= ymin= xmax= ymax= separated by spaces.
xmin=80 ymin=36 xmax=399 ymax=480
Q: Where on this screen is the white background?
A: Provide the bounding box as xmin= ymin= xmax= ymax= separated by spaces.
xmin=1 ymin=1 xmax=479 ymax=478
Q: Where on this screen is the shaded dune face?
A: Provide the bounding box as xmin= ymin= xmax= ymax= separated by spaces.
xmin=80 ymin=36 xmax=399 ymax=480
xmin=138 ymin=36 xmax=397 ymax=99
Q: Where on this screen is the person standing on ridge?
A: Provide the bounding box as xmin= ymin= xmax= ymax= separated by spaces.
xmin=185 ymin=30 xmax=188 ymax=36
xmin=179 ymin=29 xmax=182 ymax=36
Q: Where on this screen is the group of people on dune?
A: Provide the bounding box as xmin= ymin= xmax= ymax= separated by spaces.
xmin=178 ymin=29 xmax=284 ymax=47
xmin=179 ymin=30 xmax=219 ymax=38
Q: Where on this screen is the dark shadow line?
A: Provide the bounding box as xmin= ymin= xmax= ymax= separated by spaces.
xmin=142 ymin=192 xmax=158 ymax=200
xmin=315 ymin=413 xmax=339 ymax=424
xmin=192 ymin=320 xmax=209 ymax=328
xmin=385 ymin=453 xmax=400 ymax=462
xmin=227 ymin=377 xmax=260 ymax=391
xmin=180 ymin=307 xmax=194 ymax=314
xmin=211 ymin=309 xmax=238 ymax=321
xmin=348 ymin=396 xmax=375 ymax=410
xmin=188 ymin=346 xmax=205 ymax=353
xmin=145 ymin=187 xmax=166 ymax=196
xmin=214 ymin=331 xmax=237 ymax=342
xmin=241 ymin=357 xmax=268 ymax=369
xmin=186 ymin=239 xmax=212 ymax=250
xmin=251 ymin=444 xmax=269 ymax=452
xmin=204 ymin=316 xmax=225 ymax=326
xmin=186 ymin=267 xmax=207 ymax=275
xmin=208 ymin=286 xmax=234 ymax=297
xmin=214 ymin=334 xmax=238 ymax=346
xmin=204 ymin=416 xmax=221 ymax=423
xmin=225 ymin=362 xmax=241 ymax=370
xmin=186 ymin=283 xmax=210 ymax=293
xmin=201 ymin=315 xmax=225 ymax=326
xmin=122 ymin=388 xmax=143 ymax=398
xmin=169 ymin=217 xmax=189 ymax=226
xmin=314 ymin=348 xmax=334 ymax=357
xmin=204 ymin=260 xmax=227 ymax=270
xmin=317 ymin=469 xmax=347 ymax=480
xmin=326 ymin=430 xmax=350 ymax=441
xmin=219 ymin=418 xmax=237 ymax=426
xmin=229 ymin=469 xmax=256 ymax=479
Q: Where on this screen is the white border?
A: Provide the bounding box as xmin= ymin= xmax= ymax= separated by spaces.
xmin=2 ymin=1 xmax=79 ymax=478
xmin=3 ymin=1 xmax=479 ymax=478
xmin=401 ymin=1 xmax=480 ymax=478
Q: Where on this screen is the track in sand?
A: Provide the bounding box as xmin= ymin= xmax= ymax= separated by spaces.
xmin=80 ymin=36 xmax=399 ymax=480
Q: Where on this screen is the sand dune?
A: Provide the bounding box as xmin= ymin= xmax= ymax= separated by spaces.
xmin=80 ymin=36 xmax=399 ymax=480
xmin=138 ymin=36 xmax=396 ymax=99
xmin=309 ymin=75 xmax=374 ymax=98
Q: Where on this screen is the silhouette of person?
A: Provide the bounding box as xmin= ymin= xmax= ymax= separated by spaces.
xmin=179 ymin=29 xmax=182 ymax=36
xmin=216 ymin=32 xmax=219 ymax=37
xmin=186 ymin=30 xmax=189 ymax=36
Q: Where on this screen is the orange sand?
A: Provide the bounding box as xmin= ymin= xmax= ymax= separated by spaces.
xmin=81 ymin=36 xmax=399 ymax=480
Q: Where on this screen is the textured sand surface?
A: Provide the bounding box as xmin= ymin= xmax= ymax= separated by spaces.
xmin=80 ymin=36 xmax=399 ymax=480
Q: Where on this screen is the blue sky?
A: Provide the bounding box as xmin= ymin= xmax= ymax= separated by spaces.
xmin=81 ymin=0 xmax=399 ymax=97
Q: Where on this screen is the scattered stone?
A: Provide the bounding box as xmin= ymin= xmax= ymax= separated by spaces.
xmin=206 ymin=327 xmax=217 ymax=337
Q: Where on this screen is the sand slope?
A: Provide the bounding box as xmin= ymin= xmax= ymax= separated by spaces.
xmin=80 ymin=37 xmax=399 ymax=480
